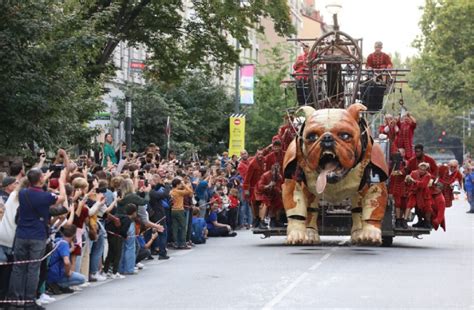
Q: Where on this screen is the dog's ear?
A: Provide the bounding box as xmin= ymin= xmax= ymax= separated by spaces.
xmin=347 ymin=103 xmax=367 ymax=121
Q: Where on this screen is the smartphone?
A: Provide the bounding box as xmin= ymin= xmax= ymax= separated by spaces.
xmin=138 ymin=179 xmax=145 ymax=188
xmin=49 ymin=164 xmax=65 ymax=179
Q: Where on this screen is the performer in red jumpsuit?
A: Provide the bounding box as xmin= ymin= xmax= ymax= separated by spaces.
xmin=438 ymin=160 xmax=464 ymax=208
xmin=243 ymin=150 xmax=265 ymax=226
xmin=293 ymin=43 xmax=310 ymax=80
xmin=430 ymin=178 xmax=447 ymax=231
xmin=379 ymin=114 xmax=399 ymax=155
xmin=407 ymin=144 xmax=438 ymax=176
xmin=278 ymin=115 xmax=296 ymax=152
xmin=389 ymin=152 xmax=408 ymax=229
xmin=366 ymin=41 xmax=393 ymax=69
xmin=264 ymin=137 xmax=285 ymax=172
xmin=396 ymin=113 xmax=417 ymax=160
xmin=255 ymin=163 xmax=284 ymax=229
xmin=406 ymin=162 xmax=433 ymax=229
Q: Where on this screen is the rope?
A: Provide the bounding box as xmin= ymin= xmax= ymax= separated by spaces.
xmin=0 ymin=242 xmax=60 ymax=266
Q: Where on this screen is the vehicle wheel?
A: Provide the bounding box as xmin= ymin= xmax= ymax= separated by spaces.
xmin=381 ymin=236 xmax=393 ymax=247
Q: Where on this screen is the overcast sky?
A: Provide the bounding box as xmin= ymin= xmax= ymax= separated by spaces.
xmin=315 ymin=0 xmax=425 ymax=59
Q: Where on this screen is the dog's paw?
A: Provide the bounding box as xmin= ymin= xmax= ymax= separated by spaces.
xmin=286 ymin=220 xmax=307 ymax=245
xmin=351 ymin=224 xmax=381 ymax=246
xmin=303 ymin=228 xmax=321 ymax=245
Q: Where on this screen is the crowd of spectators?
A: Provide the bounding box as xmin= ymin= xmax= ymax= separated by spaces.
xmin=0 ymin=138 xmax=257 ymax=309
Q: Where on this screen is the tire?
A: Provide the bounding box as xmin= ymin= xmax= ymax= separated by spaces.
xmin=381 ymin=236 xmax=393 ymax=247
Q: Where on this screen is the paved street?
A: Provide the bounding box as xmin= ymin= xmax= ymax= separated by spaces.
xmin=48 ymin=199 xmax=473 ymax=310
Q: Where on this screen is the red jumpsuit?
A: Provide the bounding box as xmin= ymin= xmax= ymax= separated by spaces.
xmin=255 ymin=170 xmax=283 ymax=212
xmin=237 ymin=158 xmax=250 ymax=181
xmin=396 ymin=119 xmax=416 ymax=160
xmin=438 ymin=165 xmax=463 ymax=208
xmin=406 ymin=171 xmax=433 ymax=214
xmin=379 ymin=123 xmax=399 ymax=154
xmin=293 ymin=53 xmax=308 ymax=80
xmin=264 ymin=150 xmax=285 ymax=172
xmin=366 ymin=52 xmax=393 ymax=69
xmin=242 ymin=157 xmax=265 ymax=205
xmin=278 ymin=123 xmax=296 ymax=152
xmin=389 ymin=162 xmax=407 ymax=210
xmin=406 ymin=155 xmax=438 ymax=176
xmin=430 ymin=184 xmax=446 ymax=231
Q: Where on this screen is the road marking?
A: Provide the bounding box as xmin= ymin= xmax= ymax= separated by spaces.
xmin=262 ymin=248 xmax=336 ymax=309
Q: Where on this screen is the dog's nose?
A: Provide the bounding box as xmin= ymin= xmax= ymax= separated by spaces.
xmin=321 ymin=133 xmax=334 ymax=149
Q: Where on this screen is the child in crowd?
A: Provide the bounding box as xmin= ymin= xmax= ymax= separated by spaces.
xmin=191 ymin=208 xmax=208 ymax=244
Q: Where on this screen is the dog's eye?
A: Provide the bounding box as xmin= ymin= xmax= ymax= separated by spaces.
xmin=306 ymin=133 xmax=319 ymax=142
xmin=339 ymin=132 xmax=352 ymax=141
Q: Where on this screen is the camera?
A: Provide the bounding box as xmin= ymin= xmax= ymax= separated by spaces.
xmin=49 ymin=164 xmax=65 ymax=178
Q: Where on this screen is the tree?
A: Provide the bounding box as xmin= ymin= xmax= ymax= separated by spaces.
xmin=75 ymin=0 xmax=295 ymax=82
xmin=411 ymin=0 xmax=474 ymax=110
xmin=116 ymin=74 xmax=234 ymax=156
xmin=0 ymin=1 xmax=104 ymax=155
xmin=164 ymin=75 xmax=234 ymax=155
xmin=245 ymin=45 xmax=297 ymax=153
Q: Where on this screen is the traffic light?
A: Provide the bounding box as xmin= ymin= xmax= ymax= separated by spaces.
xmin=441 ymin=130 xmax=446 ymax=136
xmin=438 ymin=137 xmax=443 ymax=143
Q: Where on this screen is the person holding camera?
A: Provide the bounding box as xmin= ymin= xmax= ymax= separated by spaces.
xmin=8 ymin=168 xmax=67 ymax=309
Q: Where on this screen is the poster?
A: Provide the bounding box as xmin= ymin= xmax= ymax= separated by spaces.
xmin=229 ymin=114 xmax=246 ymax=157
xmin=240 ymin=64 xmax=255 ymax=105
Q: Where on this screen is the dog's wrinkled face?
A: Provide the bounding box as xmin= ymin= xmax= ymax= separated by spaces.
xmin=300 ymin=104 xmax=366 ymax=183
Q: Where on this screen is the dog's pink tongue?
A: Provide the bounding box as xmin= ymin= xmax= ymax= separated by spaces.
xmin=316 ymin=163 xmax=337 ymax=194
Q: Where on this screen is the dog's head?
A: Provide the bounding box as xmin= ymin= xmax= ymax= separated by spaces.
xmin=297 ymin=104 xmax=368 ymax=183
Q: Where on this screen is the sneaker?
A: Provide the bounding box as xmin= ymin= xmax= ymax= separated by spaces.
xmin=124 ymin=270 xmax=138 ymax=275
xmin=39 ymin=293 xmax=56 ymax=304
xmin=90 ymin=272 xmax=107 ymax=282
xmin=228 ymin=232 xmax=237 ymax=237
xmin=257 ymin=222 xmax=269 ymax=230
xmin=106 ymin=272 xmax=114 ymax=279
xmin=79 ymin=282 xmax=90 ymax=288
xmin=136 ymin=262 xmax=145 ymax=270
xmin=158 ymin=255 xmax=170 ymax=260
xmin=113 ymin=273 xmax=126 ymax=279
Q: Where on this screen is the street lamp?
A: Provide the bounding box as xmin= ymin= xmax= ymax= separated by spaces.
xmin=325 ymin=0 xmax=342 ymax=31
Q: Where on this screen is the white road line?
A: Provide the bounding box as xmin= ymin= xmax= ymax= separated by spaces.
xmin=262 ymin=249 xmax=335 ymax=310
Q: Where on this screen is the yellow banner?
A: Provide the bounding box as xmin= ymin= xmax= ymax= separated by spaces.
xmin=229 ymin=115 xmax=246 ymax=157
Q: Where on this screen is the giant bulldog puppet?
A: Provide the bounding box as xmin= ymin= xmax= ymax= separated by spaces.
xmin=282 ymin=104 xmax=389 ymax=245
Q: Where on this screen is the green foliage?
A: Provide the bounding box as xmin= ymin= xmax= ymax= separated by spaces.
xmin=0 ymin=1 xmax=104 ymax=155
xmin=0 ymin=0 xmax=294 ymax=156
xmin=75 ymin=0 xmax=295 ymax=82
xmin=116 ymin=75 xmax=233 ymax=156
xmin=411 ymin=0 xmax=474 ymax=110
xmin=245 ymin=45 xmax=297 ymax=153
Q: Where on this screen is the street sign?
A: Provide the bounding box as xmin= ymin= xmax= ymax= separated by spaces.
xmin=130 ymin=59 xmax=145 ymax=72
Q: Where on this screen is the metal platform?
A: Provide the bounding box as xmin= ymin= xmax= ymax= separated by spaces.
xmin=253 ymin=226 xmax=431 ymax=238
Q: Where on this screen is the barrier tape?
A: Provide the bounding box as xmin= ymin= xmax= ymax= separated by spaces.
xmin=0 ymin=299 xmax=35 ymax=304
xmin=0 ymin=242 xmax=60 ymax=266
